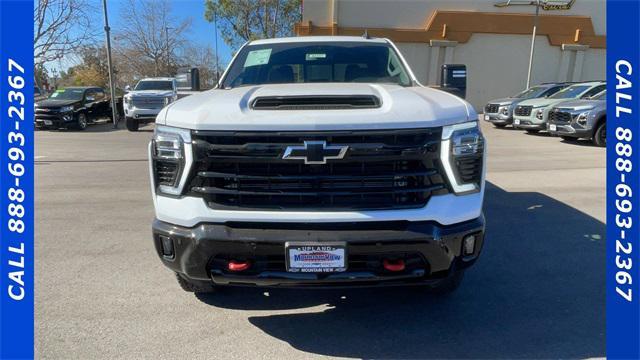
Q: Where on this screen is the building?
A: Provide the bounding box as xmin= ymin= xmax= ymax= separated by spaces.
xmin=296 ymin=0 xmax=606 ymax=109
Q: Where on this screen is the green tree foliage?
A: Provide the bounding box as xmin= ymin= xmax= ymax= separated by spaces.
xmin=204 ymin=0 xmax=302 ymax=49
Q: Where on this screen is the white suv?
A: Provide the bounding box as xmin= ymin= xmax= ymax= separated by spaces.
xmin=149 ymin=36 xmax=486 ymax=294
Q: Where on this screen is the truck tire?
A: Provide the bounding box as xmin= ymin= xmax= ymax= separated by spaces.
xmin=126 ymin=117 xmax=139 ymax=132
xmin=593 ymin=121 xmax=606 ymax=147
xmin=427 ymin=269 xmax=465 ymax=295
xmin=175 ymin=273 xmax=216 ymax=294
xmin=75 ymin=112 xmax=88 ymax=131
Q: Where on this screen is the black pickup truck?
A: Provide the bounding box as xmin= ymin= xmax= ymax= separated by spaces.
xmin=35 ymin=86 xmax=122 ymax=130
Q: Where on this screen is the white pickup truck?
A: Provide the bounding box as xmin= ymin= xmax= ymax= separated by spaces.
xmin=149 ymin=36 xmax=486 ymax=294
xmin=124 ymin=77 xmax=178 ymax=131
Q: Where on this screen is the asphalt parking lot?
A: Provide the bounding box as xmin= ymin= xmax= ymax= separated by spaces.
xmin=35 ymin=119 xmax=605 ymax=359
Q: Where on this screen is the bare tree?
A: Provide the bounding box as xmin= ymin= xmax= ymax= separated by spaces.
xmin=204 ymin=0 xmax=302 ymax=49
xmin=181 ymin=45 xmax=225 ymax=89
xmin=34 ymin=0 xmax=96 ymax=68
xmin=116 ymin=0 xmax=192 ymax=77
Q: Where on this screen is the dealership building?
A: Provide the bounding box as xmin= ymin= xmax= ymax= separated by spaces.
xmin=296 ymin=0 xmax=606 ymax=109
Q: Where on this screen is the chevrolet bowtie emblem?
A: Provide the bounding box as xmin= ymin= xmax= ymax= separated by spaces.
xmin=282 ymin=141 xmax=348 ymax=164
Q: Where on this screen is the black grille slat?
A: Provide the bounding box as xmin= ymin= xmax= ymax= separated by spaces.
xmin=455 ymin=156 xmax=483 ymax=184
xmin=252 ymin=95 xmax=381 ymax=110
xmin=514 ymin=105 xmax=533 ymax=116
xmin=187 ymin=129 xmax=449 ymax=211
xmin=548 ymin=110 xmax=572 ymax=124
xmin=485 ymin=103 xmax=499 ymax=113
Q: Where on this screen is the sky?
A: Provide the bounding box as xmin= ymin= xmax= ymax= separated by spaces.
xmin=51 ymin=0 xmax=234 ymax=72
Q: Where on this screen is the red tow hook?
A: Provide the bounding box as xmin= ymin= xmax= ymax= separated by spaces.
xmin=227 ymin=260 xmax=251 ymax=272
xmin=383 ymin=259 xmax=405 ymax=272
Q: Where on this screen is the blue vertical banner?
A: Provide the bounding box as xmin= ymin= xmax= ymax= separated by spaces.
xmin=0 ymin=0 xmax=35 ymax=359
xmin=607 ymin=0 xmax=640 ymax=359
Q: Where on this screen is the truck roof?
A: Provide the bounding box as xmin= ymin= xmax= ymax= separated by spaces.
xmin=249 ymin=36 xmax=390 ymax=45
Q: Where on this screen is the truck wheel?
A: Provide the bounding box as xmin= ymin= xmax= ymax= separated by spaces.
xmin=593 ymin=122 xmax=606 ymax=147
xmin=76 ymin=112 xmax=88 ymax=131
xmin=126 ymin=117 xmax=139 ymax=132
xmin=525 ymin=129 xmax=539 ymax=134
xmin=427 ymin=269 xmax=465 ymax=295
xmin=175 ymin=273 xmax=216 ymax=294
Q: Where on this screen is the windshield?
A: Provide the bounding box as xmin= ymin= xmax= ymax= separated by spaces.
xmin=548 ymin=85 xmax=590 ymax=99
xmin=221 ymin=41 xmax=412 ymax=88
xmin=512 ymin=86 xmax=546 ymax=99
xmin=592 ymin=90 xmax=606 ymax=100
xmin=49 ymin=88 xmax=84 ymax=100
xmin=134 ymin=81 xmax=173 ymax=91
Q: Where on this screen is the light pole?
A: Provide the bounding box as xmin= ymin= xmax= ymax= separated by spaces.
xmin=525 ymin=0 xmax=541 ymax=89
xmin=102 ymin=0 xmax=119 ymax=128
xmin=495 ymin=0 xmax=547 ymax=90
xmin=214 ymin=11 xmax=220 ymax=83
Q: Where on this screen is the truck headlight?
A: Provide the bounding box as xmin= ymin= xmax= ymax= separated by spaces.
xmin=164 ymin=95 xmax=177 ymax=106
xmin=60 ymin=105 xmax=74 ymax=112
xmin=535 ymin=109 xmax=544 ymax=120
xmin=151 ymin=125 xmax=192 ymax=195
xmin=500 ymin=106 xmax=510 ymax=116
xmin=441 ymin=122 xmax=485 ymax=194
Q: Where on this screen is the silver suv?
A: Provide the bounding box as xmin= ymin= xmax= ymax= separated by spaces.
xmin=547 ymin=90 xmax=607 ymax=146
xmin=483 ymin=83 xmax=567 ymax=128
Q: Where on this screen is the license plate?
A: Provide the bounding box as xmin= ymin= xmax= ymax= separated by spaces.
xmin=549 ymin=124 xmax=557 ymax=131
xmin=44 ymin=120 xmax=53 ymax=125
xmin=484 ymin=114 xmax=490 ymax=121
xmin=514 ymin=119 xmax=520 ymax=125
xmin=286 ymin=242 xmax=346 ymax=273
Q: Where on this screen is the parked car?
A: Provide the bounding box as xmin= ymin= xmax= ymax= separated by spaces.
xmin=123 ymin=77 xmax=178 ymax=131
xmin=149 ymin=36 xmax=486 ymax=294
xmin=35 ymin=86 xmax=114 ymax=130
xmin=483 ymin=82 xmax=568 ymax=128
xmin=547 ymin=90 xmax=606 ymax=146
xmin=512 ymin=81 xmax=606 ymax=133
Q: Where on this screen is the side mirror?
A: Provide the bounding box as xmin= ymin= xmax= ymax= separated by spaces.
xmin=438 ymin=64 xmax=467 ymax=99
xmin=124 ymin=85 xmax=131 ymax=92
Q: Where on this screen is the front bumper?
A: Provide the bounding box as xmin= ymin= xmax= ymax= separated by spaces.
xmin=35 ymin=111 xmax=75 ymax=128
xmin=483 ymin=113 xmax=512 ymax=125
xmin=152 ymin=215 xmax=485 ymax=287
xmin=124 ymin=107 xmax=162 ymax=120
xmin=547 ymin=122 xmax=593 ymax=138
xmin=512 ymin=116 xmax=546 ymax=130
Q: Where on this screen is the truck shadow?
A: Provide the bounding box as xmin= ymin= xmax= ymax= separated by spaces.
xmin=196 ymin=182 xmax=605 ymax=359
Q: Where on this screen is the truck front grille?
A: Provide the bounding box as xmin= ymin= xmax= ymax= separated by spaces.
xmin=514 ymin=105 xmax=533 ymax=116
xmin=485 ymin=103 xmax=499 ymax=114
xmin=548 ymin=110 xmax=572 ymax=124
xmin=187 ymin=129 xmax=450 ymax=211
xmin=131 ymin=97 xmax=165 ymax=109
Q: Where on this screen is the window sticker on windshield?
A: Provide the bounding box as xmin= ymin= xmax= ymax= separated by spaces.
xmin=305 ymin=53 xmax=326 ymax=61
xmin=244 ymin=49 xmax=272 ymax=67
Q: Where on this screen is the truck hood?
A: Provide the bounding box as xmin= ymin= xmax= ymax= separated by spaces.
xmin=552 ymin=99 xmax=606 ymax=111
xmin=127 ymin=90 xmax=174 ymax=97
xmin=159 ymin=83 xmax=475 ymax=131
xmin=36 ymin=99 xmax=80 ymax=108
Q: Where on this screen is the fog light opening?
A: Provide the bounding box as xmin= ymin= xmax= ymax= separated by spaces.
xmin=228 ymin=260 xmax=251 ymax=272
xmin=463 ymin=234 xmax=476 ymax=256
xmin=383 ymin=259 xmax=405 ymax=272
xmin=159 ymin=235 xmax=174 ymax=258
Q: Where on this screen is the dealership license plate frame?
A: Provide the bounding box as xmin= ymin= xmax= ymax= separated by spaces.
xmin=549 ymin=124 xmax=557 ymax=131
xmin=44 ymin=120 xmax=52 ymax=125
xmin=514 ymin=119 xmax=520 ymax=125
xmin=285 ymin=242 xmax=347 ymax=273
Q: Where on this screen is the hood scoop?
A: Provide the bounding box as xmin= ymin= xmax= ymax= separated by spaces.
xmin=251 ymin=95 xmax=381 ymax=110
